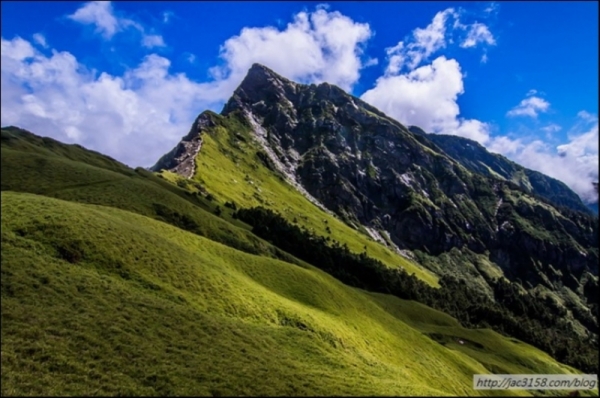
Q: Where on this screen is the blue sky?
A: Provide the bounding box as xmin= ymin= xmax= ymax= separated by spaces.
xmin=1 ymin=1 xmax=598 ymax=203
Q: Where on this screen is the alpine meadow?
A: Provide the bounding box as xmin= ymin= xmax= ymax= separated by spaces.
xmin=1 ymin=2 xmax=599 ymax=397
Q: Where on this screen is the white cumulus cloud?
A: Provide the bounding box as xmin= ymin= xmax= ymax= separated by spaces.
xmin=68 ymin=1 xmax=166 ymax=49
xmin=507 ymin=94 xmax=550 ymax=118
xmin=362 ymin=56 xmax=491 ymax=145
xmin=577 ymin=110 xmax=598 ymax=123
xmin=32 ymin=33 xmax=48 ymax=48
xmin=381 ymin=7 xmax=495 ymax=74
xmin=1 ymin=7 xmax=374 ymax=168
xmin=1 ymin=38 xmax=210 ymax=167
xmin=361 ymin=9 xmax=493 ymax=145
xmin=488 ymin=112 xmax=598 ymax=203
xmin=68 ymin=1 xmax=120 ymax=39
xmin=385 ymin=8 xmax=458 ymax=74
xmin=142 ymin=34 xmax=165 ymax=49
xmin=213 ymin=8 xmax=373 ymax=92
xmin=460 ymin=23 xmax=495 ymax=48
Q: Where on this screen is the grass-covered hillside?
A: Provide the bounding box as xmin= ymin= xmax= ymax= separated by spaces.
xmin=0 ymin=127 xmax=304 ymax=264
xmin=177 ymin=111 xmax=439 ymax=286
xmin=1 ymin=127 xmax=596 ymax=396
xmin=2 ymin=192 xmax=588 ymax=397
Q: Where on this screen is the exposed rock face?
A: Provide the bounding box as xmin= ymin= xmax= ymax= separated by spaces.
xmin=218 ymin=64 xmax=599 ymax=282
xmin=150 ymin=112 xmax=215 ymax=177
xmin=155 ymin=63 xmax=598 ymax=301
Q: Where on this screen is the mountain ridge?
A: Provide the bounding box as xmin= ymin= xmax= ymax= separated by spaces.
xmin=153 ymin=63 xmax=598 ymax=352
xmin=407 ymin=127 xmax=594 ymax=215
xmin=227 ymin=64 xmax=595 ymax=216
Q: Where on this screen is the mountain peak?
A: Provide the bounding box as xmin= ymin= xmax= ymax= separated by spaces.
xmin=247 ymin=62 xmax=277 ymax=77
xmin=222 ymin=63 xmax=295 ymax=115
xmin=238 ymin=63 xmax=288 ymax=90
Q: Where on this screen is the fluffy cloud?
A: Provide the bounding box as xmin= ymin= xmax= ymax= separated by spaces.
xmin=460 ymin=23 xmax=495 ymax=48
xmin=68 ymin=1 xmax=120 ymax=39
xmin=32 ymin=33 xmax=48 ymax=48
xmin=577 ymin=110 xmax=597 ymax=123
xmin=362 ymin=56 xmax=491 ymax=145
xmin=361 ymin=9 xmax=493 ymax=145
xmin=142 ymin=34 xmax=165 ymax=49
xmin=382 ymin=7 xmax=496 ymax=74
xmin=1 ymin=7 xmax=374 ymax=168
xmin=1 ymin=38 xmax=212 ymax=167
xmin=540 ymin=123 xmax=561 ymax=134
xmin=487 ymin=135 xmax=523 ymax=155
xmin=488 ymin=113 xmax=599 ymax=203
xmin=68 ymin=1 xmax=165 ymax=48
xmin=386 ymin=9 xmax=457 ymax=74
xmin=212 ymin=8 xmax=374 ymax=92
xmin=507 ymin=94 xmax=550 ymax=118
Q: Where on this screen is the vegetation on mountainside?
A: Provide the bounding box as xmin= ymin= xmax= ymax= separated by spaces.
xmin=186 ymin=111 xmax=439 ymax=286
xmin=0 ymin=127 xmax=305 ymax=264
xmin=234 ymin=206 xmax=599 ymax=374
xmin=6 ymin=191 xmax=591 ymax=397
xmin=423 ymin=133 xmax=593 ymax=215
xmin=208 ymin=71 xmax=598 ymax=352
xmin=160 ymin=97 xmax=597 ymax=376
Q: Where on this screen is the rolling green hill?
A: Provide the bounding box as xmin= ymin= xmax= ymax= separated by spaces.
xmin=1 ymin=191 xmax=588 ymax=396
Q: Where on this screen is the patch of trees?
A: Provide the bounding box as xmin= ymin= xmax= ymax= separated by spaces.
xmin=234 ymin=206 xmax=599 ymax=373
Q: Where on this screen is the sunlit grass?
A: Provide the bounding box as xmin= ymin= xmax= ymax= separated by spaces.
xmin=2 ymin=191 xmax=589 ymax=396
xmin=190 ymin=114 xmax=439 ymax=287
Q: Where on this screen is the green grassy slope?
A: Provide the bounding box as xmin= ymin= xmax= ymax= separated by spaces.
xmin=368 ymin=294 xmax=586 ymax=378
xmin=1 ymin=125 xmax=433 ymax=283
xmin=0 ymin=126 xmax=130 ymax=175
xmin=3 ymin=191 xmax=589 ymax=397
xmin=185 ymin=111 xmax=439 ymax=286
xmin=0 ymin=128 xmax=305 ymax=266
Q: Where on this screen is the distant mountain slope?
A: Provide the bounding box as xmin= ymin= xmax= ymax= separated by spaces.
xmin=1 ymin=126 xmax=131 ymax=177
xmin=409 ymin=128 xmax=593 ymax=215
